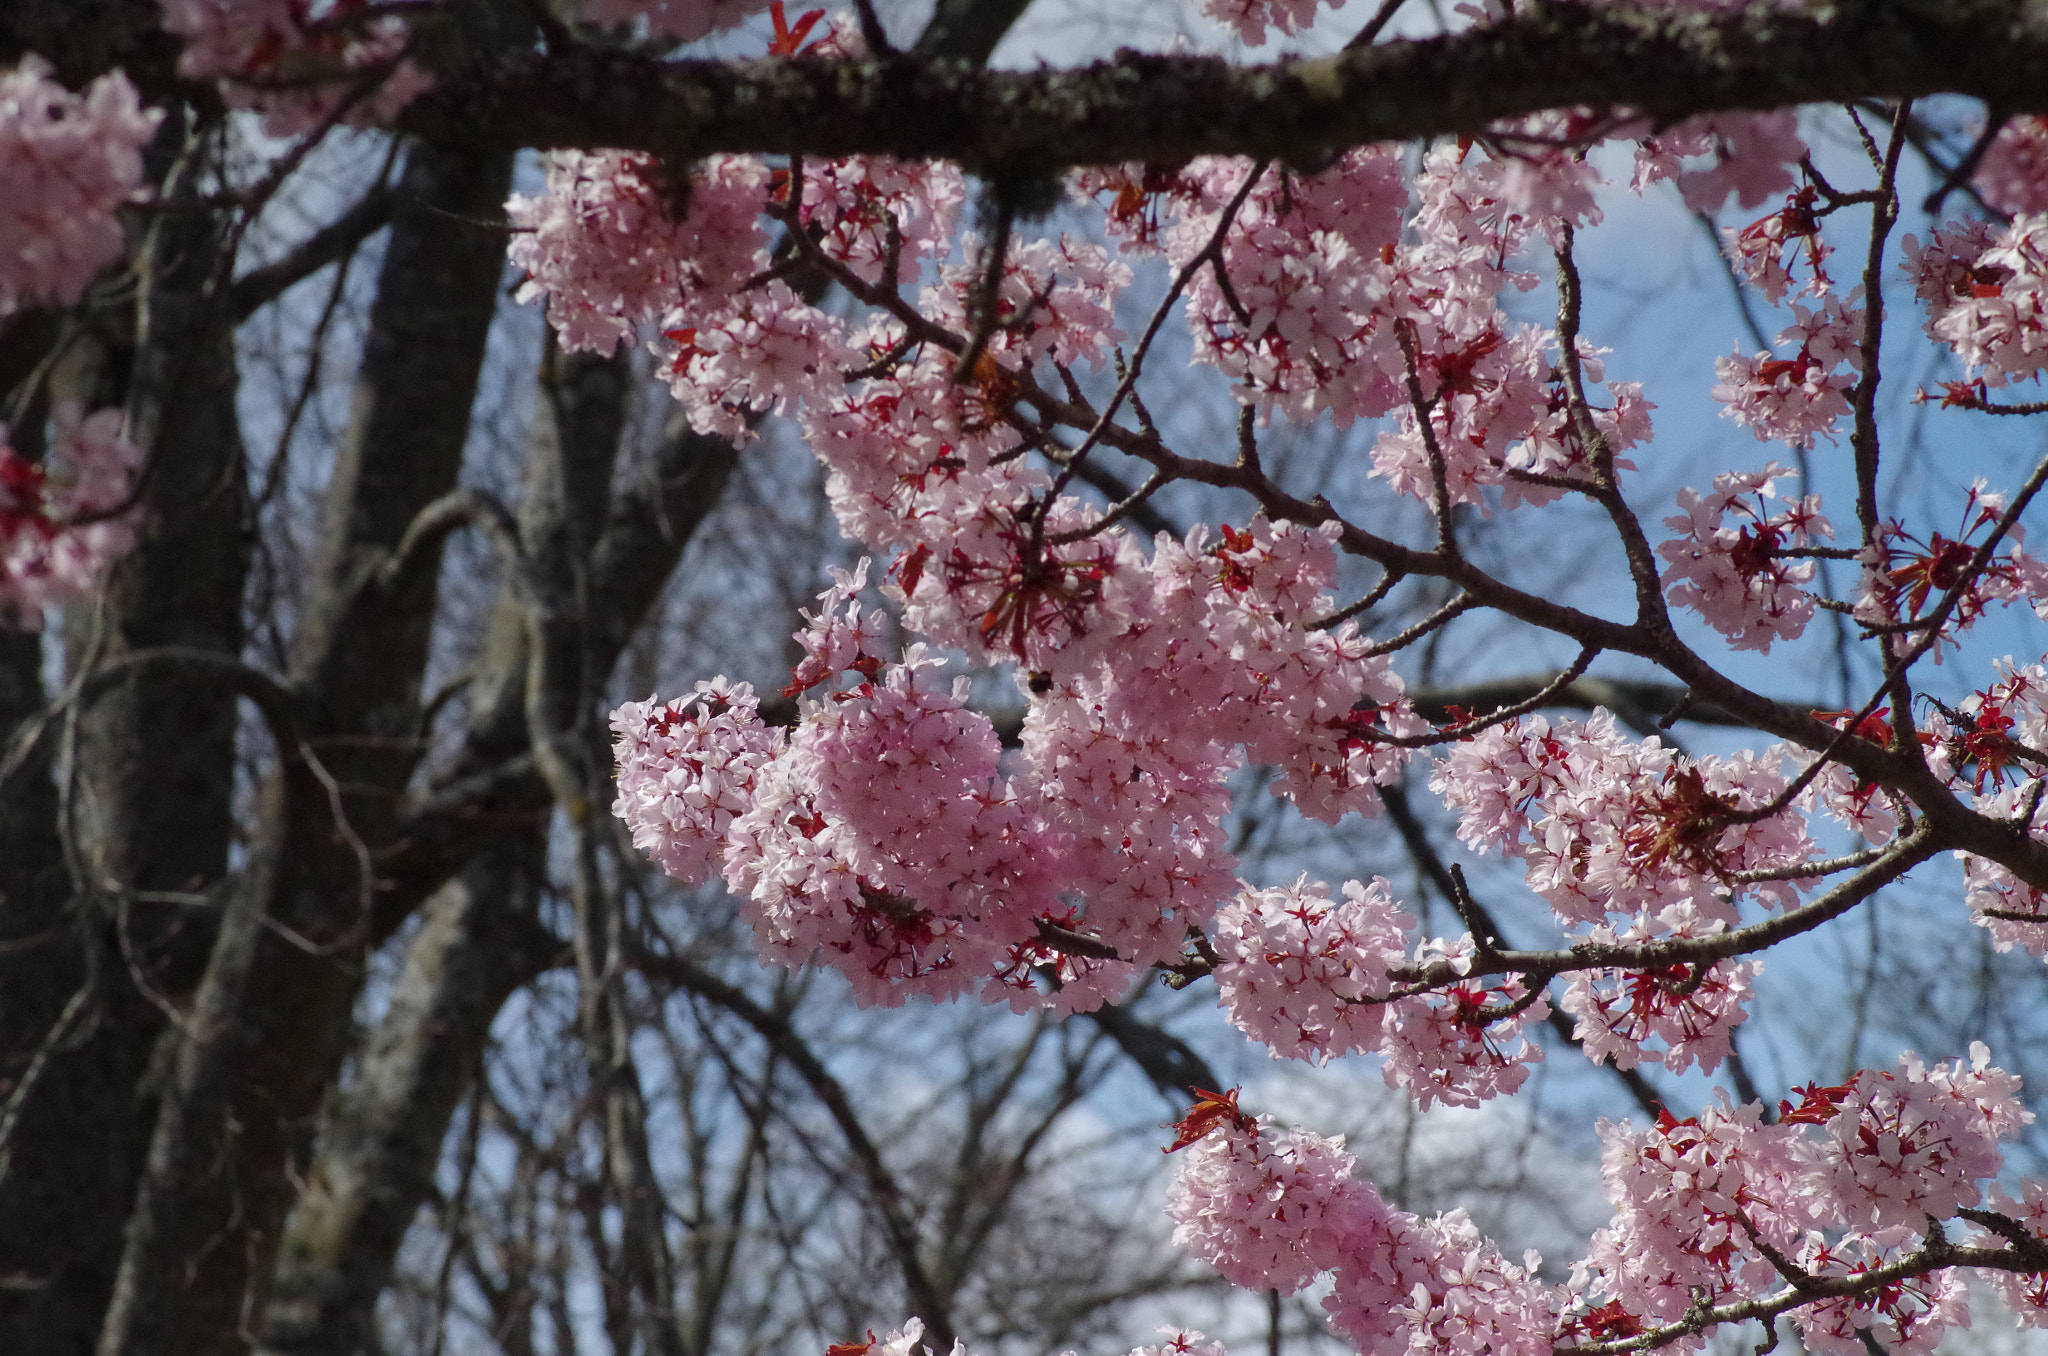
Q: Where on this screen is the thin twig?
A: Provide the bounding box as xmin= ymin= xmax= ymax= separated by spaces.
xmin=953 ymin=197 xmax=1017 ymax=384
xmin=1044 ymin=158 xmax=1270 ymax=507
xmin=850 ymin=0 xmax=895 ymax=54
xmin=1343 ymin=0 xmax=1410 ymax=48
xmin=1394 ymin=321 xmax=1460 ymax=559
xmin=1364 ymin=644 xmax=1599 ymax=748
xmin=1308 ymin=566 xmax=1407 ymax=632
xmin=1361 ymin=591 xmax=1476 ymax=659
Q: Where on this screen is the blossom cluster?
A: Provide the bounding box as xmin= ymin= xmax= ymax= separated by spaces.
xmin=1917 ymin=213 xmax=2048 ymax=386
xmin=507 ymin=152 xmax=773 ymax=357
xmin=1211 ymin=877 xmax=1546 ymax=1108
xmin=1710 ymin=187 xmax=1865 ymax=450
xmin=1852 ymin=480 xmax=2047 ymax=644
xmin=611 ymin=677 xmax=786 ymax=885
xmin=0 ymin=406 xmax=141 ymax=623
xmin=9 ymin=0 xmax=2048 ymax=1349
xmin=612 ymin=523 xmax=1428 ymax=1013
xmin=1167 ymin=1107 xmax=1551 ymax=1356
xmin=1953 ymin=661 xmax=2048 ymax=953
xmin=1978 ymin=115 xmax=2048 ymax=217
xmin=1160 ymin=1051 xmax=2038 ymax=1356
xmin=1711 ymin=295 xmax=1861 ymax=448
xmin=1657 ymin=462 xmax=1832 ymax=652
xmin=1197 ymin=0 xmax=1334 ymax=46
xmin=1430 ymin=710 xmax=1815 ymax=930
xmin=1578 ymin=1048 xmax=2029 ymax=1354
xmin=1633 ymin=110 xmax=1804 ymax=214
xmin=1078 ymin=144 xmax=1656 ymax=510
xmin=0 ymin=57 xmax=159 ymax=319
xmin=500 ymin=38 xmax=2048 ymax=1353
xmin=156 ymin=0 xmax=429 ymax=135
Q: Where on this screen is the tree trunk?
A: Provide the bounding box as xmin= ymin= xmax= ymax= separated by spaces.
xmin=255 ymin=340 xmax=634 ymax=1354
xmin=252 ymin=832 xmax=556 ymax=1356
xmin=0 ymin=110 xmax=249 ymax=1356
xmin=95 ymin=138 xmax=513 ymax=1356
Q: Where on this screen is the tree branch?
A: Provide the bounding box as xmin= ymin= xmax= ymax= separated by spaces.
xmin=629 ymin=947 xmax=960 ymax=1355
xmin=403 ymin=3 xmax=2048 ymax=172
xmin=1388 ymin=823 xmax=1941 ymax=992
xmin=913 ymin=0 xmax=1034 ymax=65
xmin=1406 ymin=673 xmax=1748 ymax=732
xmin=228 ymin=184 xmax=396 ymax=321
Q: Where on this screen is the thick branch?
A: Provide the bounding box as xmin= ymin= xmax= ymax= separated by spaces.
xmin=405 ymin=3 xmax=2048 ymax=171
xmin=97 ymin=141 xmax=515 ymax=1356
xmin=8 ymin=109 xmax=252 ymax=1353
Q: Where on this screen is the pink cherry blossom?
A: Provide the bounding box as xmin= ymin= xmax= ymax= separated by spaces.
xmin=1167 ymin=1113 xmax=1378 ymax=1293
xmin=1175 ymin=150 xmax=1410 ymax=427
xmin=1212 ymin=875 xmax=1413 ymax=1062
xmin=1974 ymin=1180 xmax=2048 ymax=1324
xmin=1929 ymin=214 xmax=2048 ymax=385
xmin=1659 ymin=463 xmax=1833 ymax=652
xmin=1711 ymin=295 xmax=1862 ymax=449
xmin=508 ymin=152 xmax=772 ymax=357
xmin=1560 ymin=944 xmax=1759 ymax=1075
xmin=0 ymin=404 xmax=141 ymax=623
xmin=1799 ymin=1045 xmax=2027 ymax=1234
xmin=1323 ymin=1207 xmax=1555 ymax=1356
xmin=1167 ymin=1091 xmax=1559 ymax=1356
xmin=157 ymin=0 xmax=428 ymax=134
xmin=1582 ymin=1096 xmax=1807 ymax=1327
xmin=1790 ymin=1237 xmax=1970 ymax=1356
xmin=1976 ymin=115 xmax=2048 ymax=217
xmin=1801 ymin=756 xmax=1901 ymax=845
xmin=1378 ymin=938 xmax=1547 ymax=1110
xmin=1491 ymin=109 xmax=1609 ymax=246
xmin=796 ymin=156 xmax=967 ymax=286
xmin=847 ymin=1318 xmax=971 ymax=1356
xmin=1901 ymin=217 xmax=2002 ymax=337
xmin=1633 ymin=110 xmax=1804 ymax=213
xmin=1961 ymin=776 xmax=2048 ymax=957
xmin=157 ymin=0 xmax=303 ymax=80
xmin=1853 ymin=484 xmax=2037 ymax=645
xmin=531 ymin=52 xmax=2048 ymax=1356
xmin=1430 ymin=709 xmax=1816 ymax=929
xmin=1125 ymin=1332 xmax=1226 ymax=1356
xmin=611 ymin=677 xmax=784 ymax=886
xmin=658 ymin=278 xmax=851 ymax=439
xmin=0 ymin=57 xmax=160 ymax=318
xmin=922 ymin=232 xmax=1130 ymax=374
xmin=1198 ymin=0 xmax=1338 ymax=47
xmin=1725 ymin=187 xmax=1830 ymax=304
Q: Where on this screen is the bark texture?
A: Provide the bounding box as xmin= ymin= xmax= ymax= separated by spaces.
xmin=403 ymin=2 xmax=2048 ymax=172
xmin=95 ymin=138 xmax=514 ymax=1356
xmin=0 ymin=109 xmax=249 ymax=1355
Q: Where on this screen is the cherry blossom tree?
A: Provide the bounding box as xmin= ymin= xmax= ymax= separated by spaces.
xmin=8 ymin=0 xmax=2048 ymax=1354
